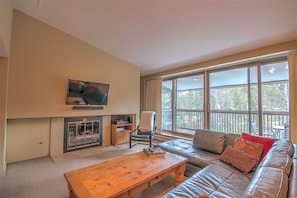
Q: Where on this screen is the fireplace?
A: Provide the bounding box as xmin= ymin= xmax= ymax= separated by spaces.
xmin=64 ymin=116 xmax=102 ymax=153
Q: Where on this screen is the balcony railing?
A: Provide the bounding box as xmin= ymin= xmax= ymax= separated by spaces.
xmin=162 ymin=109 xmax=289 ymax=139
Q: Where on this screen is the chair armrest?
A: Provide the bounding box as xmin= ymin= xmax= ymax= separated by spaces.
xmin=129 ymin=125 xmax=140 ymax=134
xmin=129 ymin=129 xmax=137 ymax=134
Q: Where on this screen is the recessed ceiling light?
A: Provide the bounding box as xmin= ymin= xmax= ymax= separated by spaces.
xmin=268 ymin=67 xmax=276 ymax=73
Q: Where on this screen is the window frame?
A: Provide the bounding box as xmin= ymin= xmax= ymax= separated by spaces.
xmin=161 ymin=57 xmax=289 ymax=139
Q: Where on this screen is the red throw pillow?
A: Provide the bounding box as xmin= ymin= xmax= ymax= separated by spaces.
xmin=241 ymin=132 xmax=275 ymax=163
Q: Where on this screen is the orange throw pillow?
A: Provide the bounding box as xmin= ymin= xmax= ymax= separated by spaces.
xmin=233 ymin=137 xmax=264 ymax=162
xmin=241 ymin=132 xmax=275 ymax=163
xmin=219 ymin=146 xmax=258 ymax=174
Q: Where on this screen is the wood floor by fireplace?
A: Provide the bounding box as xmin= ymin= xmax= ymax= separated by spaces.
xmin=64 ymin=116 xmax=102 ymax=153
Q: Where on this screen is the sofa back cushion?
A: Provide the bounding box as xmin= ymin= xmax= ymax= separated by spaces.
xmin=193 ymin=129 xmax=226 ymax=154
xmin=225 ymin=133 xmax=240 ymax=148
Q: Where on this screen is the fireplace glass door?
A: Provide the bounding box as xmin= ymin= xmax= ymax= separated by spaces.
xmin=64 ymin=116 xmax=102 ymax=152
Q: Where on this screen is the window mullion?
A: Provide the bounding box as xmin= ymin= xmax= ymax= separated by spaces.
xmin=204 ymin=71 xmax=209 ymax=130
xmin=172 ymin=79 xmax=177 ymax=132
xmin=248 ymin=67 xmax=252 ymax=134
xmin=257 ymin=63 xmax=263 ymax=136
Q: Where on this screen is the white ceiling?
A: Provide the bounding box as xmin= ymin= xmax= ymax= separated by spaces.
xmin=10 ymin=0 xmax=297 ymax=76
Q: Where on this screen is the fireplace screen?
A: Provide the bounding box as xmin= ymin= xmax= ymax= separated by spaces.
xmin=64 ymin=116 xmax=102 ymax=152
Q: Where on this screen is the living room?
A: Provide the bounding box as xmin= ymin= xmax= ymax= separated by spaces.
xmin=0 ymin=1 xmax=297 ymax=197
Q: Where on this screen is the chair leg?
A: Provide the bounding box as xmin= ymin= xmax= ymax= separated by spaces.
xmin=129 ymin=135 xmax=132 ymax=148
xmin=149 ymin=135 xmax=152 ymax=148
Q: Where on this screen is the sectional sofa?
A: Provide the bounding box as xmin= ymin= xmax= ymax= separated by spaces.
xmin=158 ymin=129 xmax=297 ymax=198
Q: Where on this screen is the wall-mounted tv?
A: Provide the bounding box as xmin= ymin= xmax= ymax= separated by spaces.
xmin=66 ymin=79 xmax=110 ymax=105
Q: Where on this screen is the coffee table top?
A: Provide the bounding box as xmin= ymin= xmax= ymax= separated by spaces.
xmin=64 ymin=151 xmax=187 ymax=197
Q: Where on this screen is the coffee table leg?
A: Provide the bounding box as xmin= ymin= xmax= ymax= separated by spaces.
xmin=175 ymin=163 xmax=186 ymax=186
xmin=69 ymin=190 xmax=75 ymax=198
xmin=67 ymin=185 xmax=76 ymax=198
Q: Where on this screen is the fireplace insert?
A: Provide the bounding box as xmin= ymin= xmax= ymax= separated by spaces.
xmin=64 ymin=116 xmax=102 ymax=152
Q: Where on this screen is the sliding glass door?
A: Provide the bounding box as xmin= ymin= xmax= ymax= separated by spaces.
xmin=208 ymin=65 xmax=260 ymax=134
xmin=176 ymin=75 xmax=204 ymax=134
xmin=161 ymin=74 xmax=204 ymax=135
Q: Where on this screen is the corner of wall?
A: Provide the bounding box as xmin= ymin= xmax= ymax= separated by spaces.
xmin=0 ymin=159 xmax=7 ymax=177
xmin=0 ymin=0 xmax=13 ymax=57
xmin=0 ymin=57 xmax=9 ymax=176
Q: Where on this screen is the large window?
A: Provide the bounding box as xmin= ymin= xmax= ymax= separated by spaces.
xmin=161 ymin=59 xmax=290 ymax=139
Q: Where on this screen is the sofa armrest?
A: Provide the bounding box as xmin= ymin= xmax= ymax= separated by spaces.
xmin=288 ymin=159 xmax=297 ymax=198
xmin=242 ymin=167 xmax=288 ymax=198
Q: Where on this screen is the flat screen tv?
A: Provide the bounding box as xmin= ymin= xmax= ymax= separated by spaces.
xmin=66 ymin=79 xmax=110 ymax=105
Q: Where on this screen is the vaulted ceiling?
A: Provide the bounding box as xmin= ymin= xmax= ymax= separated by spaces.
xmin=10 ymin=0 xmax=297 ymax=76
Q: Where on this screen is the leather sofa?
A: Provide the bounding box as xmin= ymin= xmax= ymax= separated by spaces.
xmin=158 ymin=129 xmax=297 ymax=198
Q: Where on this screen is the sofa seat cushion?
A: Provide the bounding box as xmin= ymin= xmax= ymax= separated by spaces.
xmin=162 ymin=164 xmax=250 ymax=198
xmin=158 ymin=139 xmax=220 ymax=168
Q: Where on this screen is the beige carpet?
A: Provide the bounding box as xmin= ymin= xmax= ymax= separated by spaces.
xmin=0 ymin=143 xmax=175 ymax=198
xmin=51 ymin=144 xmax=129 ymax=163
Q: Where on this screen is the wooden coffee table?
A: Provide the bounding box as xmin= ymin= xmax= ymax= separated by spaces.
xmin=64 ymin=151 xmax=188 ymax=198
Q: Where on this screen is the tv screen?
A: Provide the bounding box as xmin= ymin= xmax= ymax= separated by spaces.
xmin=66 ymin=79 xmax=110 ymax=105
